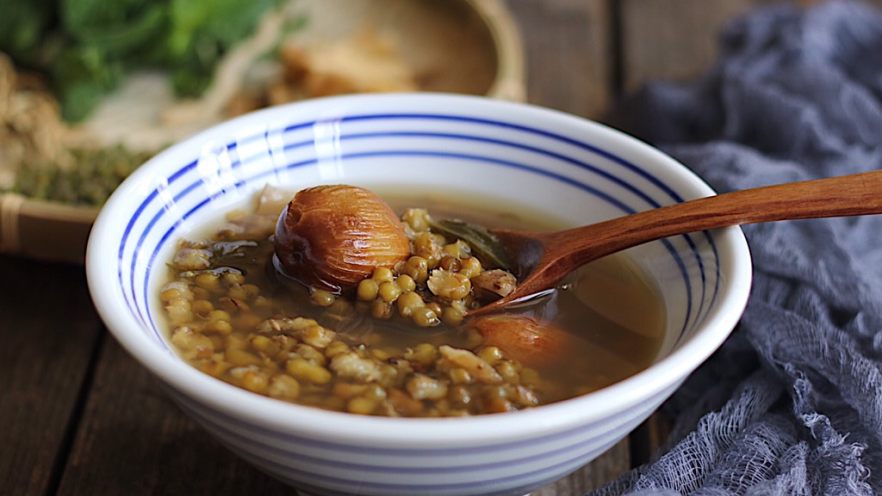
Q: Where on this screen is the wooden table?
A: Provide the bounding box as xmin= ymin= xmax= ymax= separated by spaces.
xmin=0 ymin=0 xmax=811 ymax=493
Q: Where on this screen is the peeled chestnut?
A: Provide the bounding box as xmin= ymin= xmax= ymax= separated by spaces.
xmin=274 ymin=185 xmax=410 ymax=292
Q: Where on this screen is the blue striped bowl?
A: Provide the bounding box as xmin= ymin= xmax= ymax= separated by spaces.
xmin=86 ymin=94 xmax=751 ymax=496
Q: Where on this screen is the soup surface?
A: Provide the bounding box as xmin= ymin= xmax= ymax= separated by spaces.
xmin=159 ymin=186 xmax=665 ymax=417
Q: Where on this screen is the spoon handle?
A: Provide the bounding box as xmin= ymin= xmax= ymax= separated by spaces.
xmin=548 ymin=169 xmax=882 ymax=268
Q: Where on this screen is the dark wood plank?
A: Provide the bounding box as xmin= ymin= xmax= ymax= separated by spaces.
xmin=532 ymin=440 xmax=630 ymax=495
xmin=629 ymin=412 xmax=673 ymax=468
xmin=620 ymin=0 xmax=882 ymax=93
xmin=56 ymin=337 xmax=293 ymax=495
xmin=508 ymin=0 xmax=614 ymax=118
xmin=619 ymin=0 xmax=780 ymax=91
xmin=0 ymin=257 xmax=103 ymax=495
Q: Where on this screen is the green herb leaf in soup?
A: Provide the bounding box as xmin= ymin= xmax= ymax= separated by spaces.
xmin=429 ymin=219 xmax=513 ymax=272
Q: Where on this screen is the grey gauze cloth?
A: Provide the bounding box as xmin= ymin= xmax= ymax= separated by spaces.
xmin=596 ymin=2 xmax=882 ymax=495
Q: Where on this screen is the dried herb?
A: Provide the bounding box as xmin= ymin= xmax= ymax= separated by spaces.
xmin=12 ymin=145 xmax=151 ymax=205
xmin=429 ymin=218 xmax=513 ymax=272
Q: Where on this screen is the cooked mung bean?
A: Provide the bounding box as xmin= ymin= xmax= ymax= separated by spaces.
xmin=357 ymin=279 xmax=379 ymax=301
xmin=161 ymin=187 xmax=666 ymax=417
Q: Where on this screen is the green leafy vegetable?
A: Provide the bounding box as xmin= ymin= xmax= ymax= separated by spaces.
xmin=429 ymin=219 xmax=513 ymax=272
xmin=166 ymin=0 xmax=279 ymax=96
xmin=0 ymin=0 xmax=53 ymax=64
xmin=0 ymin=0 xmax=282 ymax=121
xmin=62 ymin=0 xmax=166 ymax=56
xmin=51 ymin=45 xmax=125 ymax=121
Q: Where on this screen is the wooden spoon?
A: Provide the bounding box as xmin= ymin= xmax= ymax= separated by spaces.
xmin=470 ymin=169 xmax=882 ymax=316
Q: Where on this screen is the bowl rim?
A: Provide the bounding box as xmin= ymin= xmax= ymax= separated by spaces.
xmin=86 ymin=93 xmax=752 ymax=447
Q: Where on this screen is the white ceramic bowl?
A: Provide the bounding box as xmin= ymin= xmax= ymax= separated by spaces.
xmin=86 ymin=94 xmax=751 ymax=496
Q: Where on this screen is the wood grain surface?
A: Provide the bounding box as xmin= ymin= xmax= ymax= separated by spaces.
xmin=617 ymin=0 xmax=882 ymax=92
xmin=0 ymin=258 xmax=103 ymax=495
xmin=509 ymin=0 xmax=613 ymax=118
xmin=55 ymin=339 xmax=292 ymax=495
xmin=619 ymin=0 xmax=778 ymax=91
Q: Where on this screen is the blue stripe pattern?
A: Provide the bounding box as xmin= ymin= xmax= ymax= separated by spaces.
xmin=167 ymin=380 xmax=655 ymax=457
xmin=180 ymin=397 xmax=635 ymax=493
xmin=160 ymin=378 xmax=674 ymax=494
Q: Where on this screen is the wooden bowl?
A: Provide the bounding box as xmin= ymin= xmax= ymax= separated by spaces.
xmin=0 ymin=0 xmax=524 ymax=264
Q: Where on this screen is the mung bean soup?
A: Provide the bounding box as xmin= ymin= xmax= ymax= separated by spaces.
xmin=159 ymin=185 xmax=665 ymax=417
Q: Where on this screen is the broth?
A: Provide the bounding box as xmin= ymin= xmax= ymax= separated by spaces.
xmin=159 ymin=187 xmax=665 ymax=416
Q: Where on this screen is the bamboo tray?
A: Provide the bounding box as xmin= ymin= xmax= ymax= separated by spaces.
xmin=0 ymin=0 xmax=525 ymax=264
